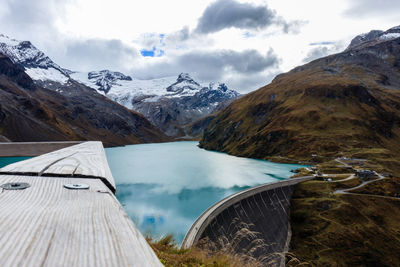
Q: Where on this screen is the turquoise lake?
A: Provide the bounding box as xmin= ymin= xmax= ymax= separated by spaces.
xmin=0 ymin=156 xmax=32 ymax=168
xmin=106 ymin=141 xmax=305 ymax=244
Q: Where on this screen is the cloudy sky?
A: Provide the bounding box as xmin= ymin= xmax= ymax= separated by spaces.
xmin=0 ymin=0 xmax=399 ymax=92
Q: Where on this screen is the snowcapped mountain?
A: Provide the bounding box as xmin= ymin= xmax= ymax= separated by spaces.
xmin=0 ymin=34 xmax=71 ymax=84
xmin=86 ymin=70 xmax=133 ymax=94
xmin=72 ymin=71 xmax=240 ymax=136
xmin=0 ymin=33 xmax=241 ymax=137
xmin=347 ymin=25 xmax=400 ymax=50
xmin=72 ymin=70 xmax=240 ymax=105
xmin=166 ymin=73 xmax=203 ymax=95
xmin=0 ymin=37 xmax=168 ymax=144
xmin=71 ymin=71 xmax=236 ymax=102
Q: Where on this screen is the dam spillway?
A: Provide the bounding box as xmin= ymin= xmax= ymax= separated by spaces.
xmin=182 ymin=176 xmax=313 ymax=265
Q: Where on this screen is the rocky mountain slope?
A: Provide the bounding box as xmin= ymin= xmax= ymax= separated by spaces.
xmin=0 ymin=52 xmax=169 ymax=145
xmin=0 ymin=34 xmax=240 ymax=138
xmin=200 ymin=25 xmax=400 ymax=160
xmin=0 ymin=34 xmax=71 ymax=84
xmin=72 ymin=71 xmax=240 ymax=136
xmin=347 ymin=26 xmax=400 ymax=49
xmin=199 ymin=25 xmax=400 ymax=266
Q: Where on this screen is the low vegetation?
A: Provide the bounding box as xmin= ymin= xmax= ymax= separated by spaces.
xmin=289 ymin=154 xmax=400 ymax=266
xmin=148 ymin=235 xmax=260 ymax=267
xmin=148 ymin=235 xmax=310 ymax=266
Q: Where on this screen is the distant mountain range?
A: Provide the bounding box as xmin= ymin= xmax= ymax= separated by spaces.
xmin=72 ymin=71 xmax=240 ymax=136
xmin=0 ymin=52 xmax=168 ymax=145
xmin=0 ymin=34 xmax=240 ymax=137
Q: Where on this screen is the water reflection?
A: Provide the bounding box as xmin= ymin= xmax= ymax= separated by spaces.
xmin=106 ymin=141 xmax=305 ymax=243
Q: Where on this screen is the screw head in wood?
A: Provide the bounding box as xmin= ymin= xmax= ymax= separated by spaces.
xmin=1 ymin=182 xmax=30 ymax=190
xmin=64 ymin=183 xmax=90 ymax=190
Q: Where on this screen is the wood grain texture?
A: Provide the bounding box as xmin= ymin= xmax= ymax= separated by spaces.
xmin=0 ymin=175 xmax=162 ymax=267
xmin=0 ymin=142 xmax=115 ymax=190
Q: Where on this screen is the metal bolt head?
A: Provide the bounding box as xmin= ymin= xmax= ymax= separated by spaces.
xmin=64 ymin=183 xmax=90 ymax=190
xmin=1 ymin=182 xmax=30 ymax=190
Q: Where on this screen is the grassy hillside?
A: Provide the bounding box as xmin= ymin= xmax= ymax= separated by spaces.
xmin=200 ymin=38 xmax=400 ymax=160
xmin=199 ymin=37 xmax=400 ymax=265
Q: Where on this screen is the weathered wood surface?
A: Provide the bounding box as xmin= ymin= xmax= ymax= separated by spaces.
xmin=0 ymin=141 xmax=83 ymax=157
xmin=0 ymin=141 xmax=115 ymax=191
xmin=182 ymin=176 xmax=314 ymax=249
xmin=0 ymin=174 xmax=162 ymax=267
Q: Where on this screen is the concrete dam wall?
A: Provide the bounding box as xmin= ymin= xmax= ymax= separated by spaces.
xmin=182 ymin=176 xmax=313 ymax=265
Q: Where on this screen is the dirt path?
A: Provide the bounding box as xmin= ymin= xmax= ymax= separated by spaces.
xmin=332 ymin=171 xmax=400 ymax=200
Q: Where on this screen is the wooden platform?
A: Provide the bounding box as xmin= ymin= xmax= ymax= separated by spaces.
xmin=1 ymin=141 xmax=116 ymax=192
xmin=0 ymin=142 xmax=162 ymax=267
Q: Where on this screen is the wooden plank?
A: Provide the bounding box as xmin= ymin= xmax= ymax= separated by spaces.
xmin=0 ymin=175 xmax=162 ymax=267
xmin=0 ymin=141 xmax=83 ymax=157
xmin=0 ymin=142 xmax=115 ymax=191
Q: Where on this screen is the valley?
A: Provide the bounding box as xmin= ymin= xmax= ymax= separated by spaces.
xmin=0 ymin=18 xmax=400 ymax=266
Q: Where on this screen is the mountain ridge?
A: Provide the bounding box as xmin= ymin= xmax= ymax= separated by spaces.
xmin=72 ymin=70 xmax=240 ymax=136
xmin=200 ymin=32 xmax=400 ymax=158
xmin=0 ymin=52 xmax=169 ymax=145
xmin=198 ymin=25 xmax=400 ymax=266
xmin=0 ymin=34 xmax=241 ymax=137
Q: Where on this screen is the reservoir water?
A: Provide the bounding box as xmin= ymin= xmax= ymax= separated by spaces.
xmin=106 ymin=141 xmax=305 ymax=243
xmin=0 ymin=156 xmax=32 ymax=168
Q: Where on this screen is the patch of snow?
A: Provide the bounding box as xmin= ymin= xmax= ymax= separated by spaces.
xmin=0 ymin=34 xmax=19 ymax=46
xmin=25 ymin=67 xmax=69 ymax=84
xmin=143 ymin=95 xmax=162 ymax=102
xmin=389 ymin=25 xmax=400 ymax=31
xmin=379 ymin=33 xmax=400 ymax=41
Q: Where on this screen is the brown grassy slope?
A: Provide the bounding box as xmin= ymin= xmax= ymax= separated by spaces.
xmin=290 ymin=179 xmax=400 ymax=266
xmin=199 ymin=38 xmax=400 ymax=265
xmin=0 ymin=54 xmax=170 ymax=146
xmin=200 ymin=38 xmax=400 ymax=161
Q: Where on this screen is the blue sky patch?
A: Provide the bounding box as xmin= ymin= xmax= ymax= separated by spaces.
xmin=140 ymin=46 xmax=165 ymax=57
xmin=141 ymin=49 xmax=155 ymax=57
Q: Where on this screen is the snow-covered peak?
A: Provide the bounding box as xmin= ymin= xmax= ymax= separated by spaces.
xmin=388 ymin=25 xmax=400 ymax=31
xmin=347 ymin=25 xmax=400 ymax=50
xmin=206 ymin=82 xmax=240 ymax=98
xmin=88 ymin=70 xmax=132 ymax=81
xmin=0 ymin=33 xmax=70 ymax=84
xmin=379 ymin=25 xmax=400 ymax=41
xmin=166 ymin=73 xmax=203 ymax=94
xmin=176 ymin=73 xmax=198 ymax=84
xmin=347 ymin=30 xmax=383 ymax=49
xmin=209 ymin=82 xmax=228 ymax=92
xmin=86 ymin=70 xmax=132 ymax=94
xmin=0 ymin=34 xmax=20 ymax=46
xmin=379 ymin=32 xmax=400 ymax=41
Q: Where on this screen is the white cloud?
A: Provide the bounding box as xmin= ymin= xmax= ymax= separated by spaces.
xmin=0 ymin=0 xmax=397 ymax=93
xmin=128 ymin=48 xmax=279 ymax=92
